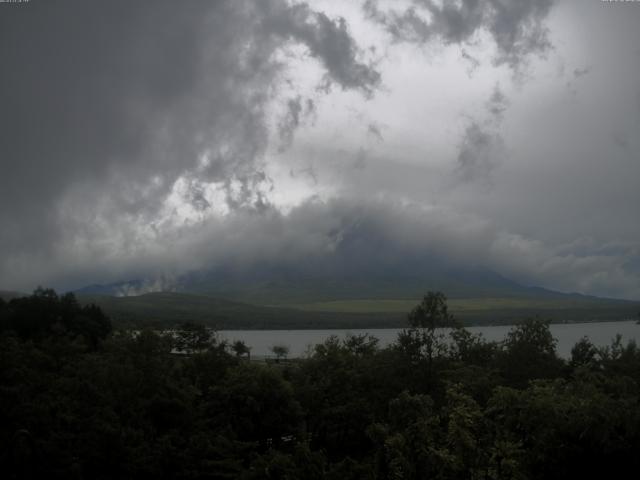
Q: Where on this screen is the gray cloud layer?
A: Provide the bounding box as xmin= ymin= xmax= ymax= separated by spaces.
xmin=455 ymin=84 xmax=508 ymax=184
xmin=1 ymin=0 xmax=639 ymax=300
xmin=364 ymin=0 xmax=554 ymax=69
xmin=0 ymin=0 xmax=379 ymax=288
xmin=44 ymin=196 xmax=640 ymax=300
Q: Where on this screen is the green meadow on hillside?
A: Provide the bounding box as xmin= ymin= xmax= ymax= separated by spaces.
xmin=77 ymin=291 xmax=640 ymax=329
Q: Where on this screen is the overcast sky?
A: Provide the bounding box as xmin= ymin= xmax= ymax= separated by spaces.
xmin=1 ymin=0 xmax=639 ymax=299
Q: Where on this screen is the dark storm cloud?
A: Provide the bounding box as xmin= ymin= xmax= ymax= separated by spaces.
xmin=278 ymin=97 xmax=304 ymax=151
xmin=486 ymin=84 xmax=509 ymax=120
xmin=277 ymin=96 xmax=316 ymax=151
xmin=364 ymin=0 xmax=554 ymax=69
xmin=260 ymin=1 xmax=381 ymax=96
xmin=565 ymin=65 xmax=591 ymax=94
xmin=0 ymin=0 xmax=379 ymax=289
xmin=366 ymin=123 xmax=384 ymax=142
xmin=461 ymin=48 xmax=481 ymax=75
xmin=573 ymin=66 xmax=591 ymax=79
xmin=455 ymin=122 xmax=504 ymax=184
xmin=1 ymin=0 xmax=269 ymax=248
xmin=455 ymin=84 xmax=507 ymax=184
xmin=2 ymin=0 xmax=639 ymax=302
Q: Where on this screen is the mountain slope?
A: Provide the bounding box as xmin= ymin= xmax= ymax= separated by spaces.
xmin=74 ymin=259 xmax=640 ymax=328
xmin=76 ymin=262 xmax=585 ymax=304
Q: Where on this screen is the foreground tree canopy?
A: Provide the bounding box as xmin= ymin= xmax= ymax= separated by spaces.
xmin=1 ymin=290 xmax=640 ymax=479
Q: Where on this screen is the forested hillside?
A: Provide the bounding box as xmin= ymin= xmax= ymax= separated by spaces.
xmin=2 ymin=290 xmax=640 ymax=478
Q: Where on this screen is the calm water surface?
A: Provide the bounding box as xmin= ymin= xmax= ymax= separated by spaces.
xmin=220 ymin=321 xmax=640 ymax=358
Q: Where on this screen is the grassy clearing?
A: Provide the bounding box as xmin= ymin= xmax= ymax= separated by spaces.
xmin=284 ymin=297 xmax=626 ymax=314
xmin=77 ymin=292 xmax=639 ymax=328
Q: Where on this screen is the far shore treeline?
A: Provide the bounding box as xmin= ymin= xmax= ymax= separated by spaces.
xmin=2 ymin=289 xmax=640 ymax=478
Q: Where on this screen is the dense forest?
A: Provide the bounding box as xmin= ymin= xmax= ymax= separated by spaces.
xmin=2 ymin=289 xmax=640 ymax=479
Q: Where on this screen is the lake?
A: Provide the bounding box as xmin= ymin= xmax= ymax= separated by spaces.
xmin=219 ymin=321 xmax=640 ymax=359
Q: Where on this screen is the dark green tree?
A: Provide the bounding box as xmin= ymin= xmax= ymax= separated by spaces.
xmin=0 ymin=288 xmax=111 ymax=348
xmin=569 ymin=336 xmax=599 ymax=370
xmin=174 ymin=322 xmax=217 ymax=354
xmin=231 ymin=339 xmax=251 ymax=360
xmin=271 ymin=344 xmax=290 ymax=362
xmin=498 ymin=318 xmax=564 ymax=387
xmin=397 ymin=292 xmax=457 ymax=385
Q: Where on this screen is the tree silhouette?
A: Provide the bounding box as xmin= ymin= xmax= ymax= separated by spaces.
xmin=271 ymin=344 xmax=290 ymax=362
xmin=231 ymin=339 xmax=251 ymax=360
